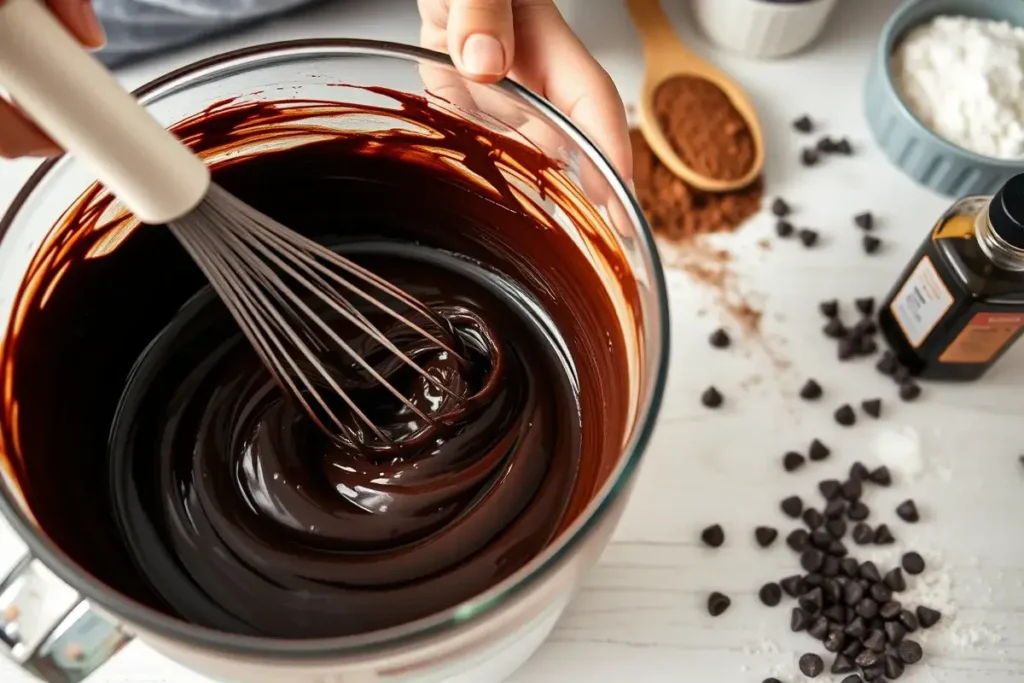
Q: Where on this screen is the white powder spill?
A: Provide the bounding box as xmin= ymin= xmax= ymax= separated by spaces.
xmin=871 ymin=425 xmax=926 ymax=481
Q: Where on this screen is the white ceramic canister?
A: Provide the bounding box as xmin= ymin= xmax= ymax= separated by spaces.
xmin=692 ymin=0 xmax=839 ymax=59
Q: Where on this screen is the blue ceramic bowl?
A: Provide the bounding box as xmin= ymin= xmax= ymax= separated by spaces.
xmin=865 ymin=0 xmax=1024 ymax=197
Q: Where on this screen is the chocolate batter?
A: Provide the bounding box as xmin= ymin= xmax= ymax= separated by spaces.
xmin=0 ymin=89 xmax=636 ymax=638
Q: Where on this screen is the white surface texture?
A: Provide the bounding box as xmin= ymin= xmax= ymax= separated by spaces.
xmin=2 ymin=0 xmax=1024 ymax=682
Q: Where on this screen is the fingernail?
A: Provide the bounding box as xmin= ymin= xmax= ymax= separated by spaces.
xmin=75 ymin=3 xmax=107 ymax=49
xmin=460 ymin=34 xmax=506 ymax=77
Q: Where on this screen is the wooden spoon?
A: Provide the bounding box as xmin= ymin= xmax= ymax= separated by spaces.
xmin=627 ymin=0 xmax=765 ymax=192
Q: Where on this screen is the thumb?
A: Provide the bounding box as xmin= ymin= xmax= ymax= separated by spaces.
xmin=446 ymin=0 xmax=514 ymax=83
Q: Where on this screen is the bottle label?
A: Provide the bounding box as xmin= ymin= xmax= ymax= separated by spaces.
xmin=889 ymin=255 xmax=954 ymax=348
xmin=939 ymin=312 xmax=1024 ymax=364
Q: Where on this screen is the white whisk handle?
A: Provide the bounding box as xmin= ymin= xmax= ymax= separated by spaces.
xmin=0 ymin=0 xmax=210 ymax=224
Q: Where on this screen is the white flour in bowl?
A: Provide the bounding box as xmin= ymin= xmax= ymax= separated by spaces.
xmin=891 ymin=15 xmax=1024 ymax=160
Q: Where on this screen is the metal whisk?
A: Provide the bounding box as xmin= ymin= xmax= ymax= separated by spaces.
xmin=0 ymin=0 xmax=463 ymax=440
xmin=169 ymin=185 xmax=465 ymax=441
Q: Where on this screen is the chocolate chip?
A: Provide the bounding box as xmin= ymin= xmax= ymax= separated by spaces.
xmin=855 ymin=297 xmax=875 ymax=317
xmin=793 ymin=115 xmax=813 ymax=133
xmin=782 ymin=496 xmax=803 ymax=518
xmin=787 ymin=528 xmax=810 ymax=551
xmin=822 ymin=555 xmax=841 ymax=577
xmin=858 ymin=337 xmax=879 ymax=356
xmin=803 ymin=508 xmax=824 ymax=530
xmin=847 ymin=501 xmax=870 ymax=521
xmin=885 ymin=655 xmax=905 ymax=680
xmin=808 ymin=614 xmax=830 ymax=639
xmin=755 ymin=526 xmax=778 ymax=548
xmin=800 ymin=587 xmax=824 ymax=613
xmin=837 ymin=336 xmax=858 ymax=361
xmin=792 ymin=606 xmax=812 ymax=631
xmin=896 ymin=500 xmax=919 ymax=523
xmin=817 ymin=136 xmax=838 ymax=153
xmin=764 ymin=679 xmax=781 ymax=683
xmin=898 ymin=639 xmax=922 ymax=664
xmin=842 ymin=639 xmax=863 ymax=659
xmin=784 ymin=451 xmax=806 ymax=472
xmin=916 ymin=605 xmax=941 ymax=628
xmin=863 ymin=629 xmax=886 ymax=652
xmin=759 ymin=582 xmax=783 ymax=607
xmin=772 ymin=197 xmax=792 ymax=217
xmin=800 ymin=379 xmax=823 ymax=400
xmin=823 ymin=603 xmax=845 ymax=623
xmin=830 ymin=541 xmax=849 ymax=559
xmin=840 ymin=676 xmax=863 ymax=683
xmin=863 ymin=235 xmax=881 ymax=254
xmin=876 ymin=351 xmax=897 ymax=375
xmin=874 ymin=524 xmax=895 ymax=544
xmin=844 ymin=581 xmax=865 ymax=606
xmin=859 ymin=561 xmax=881 ymax=583
xmin=850 ymin=461 xmax=870 ymax=481
xmin=836 ymin=138 xmax=853 ymax=155
xmin=819 ymin=479 xmax=842 ymax=500
xmin=899 ymin=381 xmax=921 ymax=401
xmin=894 ymin=365 xmax=912 ymax=383
xmin=844 ymin=616 xmax=867 ymax=639
xmin=862 ymin=664 xmax=884 ymax=681
xmin=802 ymin=148 xmax=820 ymax=167
xmin=701 ymin=524 xmax=725 ymax=548
xmin=861 ymin=398 xmax=882 ymax=418
xmin=806 ymin=439 xmax=830 ymax=462
xmin=884 ymin=568 xmax=906 ymax=592
xmin=802 ymin=548 xmax=825 ymax=572
xmin=819 ymin=299 xmax=839 ymax=318
xmin=701 ymin=386 xmax=723 ymax=408
xmin=852 ymin=523 xmax=874 ymax=544
xmin=856 ymin=597 xmax=879 ymax=620
xmin=824 ymin=499 xmax=847 ymax=519
xmin=834 ymin=404 xmax=856 ymax=426
xmin=824 ymin=317 xmax=847 ymax=338
xmin=799 ymin=653 xmax=824 ymax=677
xmin=799 ymin=228 xmax=819 ymax=247
xmin=827 ymin=519 xmax=847 ymax=539
xmin=824 ymin=629 xmax=845 ymax=653
xmin=901 ymin=551 xmax=925 ymax=575
xmin=707 ymin=592 xmax=730 ymax=616
xmin=870 ymin=583 xmax=892 ymax=604
xmin=840 ymin=557 xmax=859 ymax=578
xmin=880 ymin=600 xmax=902 ymax=620
xmin=884 ymin=620 xmax=907 ymax=644
xmin=869 ymin=466 xmax=891 ymax=486
xmin=854 ymin=649 xmax=879 ymax=668
xmin=776 ymin=219 xmax=795 ymax=237
xmin=782 ymin=575 xmax=807 ymax=598
xmin=898 ymin=610 xmax=919 ymax=632
xmin=841 ymin=478 xmax=862 ymax=501
xmin=832 ymin=653 xmax=855 ymax=674
xmin=778 ymin=497 xmax=802 ymax=518
xmin=854 ymin=212 xmax=874 ymax=230
xmin=804 ymin=572 xmax=824 ymax=587
xmin=709 ymin=328 xmax=731 ymax=349
xmin=811 ymin=528 xmax=833 ymax=551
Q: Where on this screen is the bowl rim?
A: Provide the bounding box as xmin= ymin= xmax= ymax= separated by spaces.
xmin=878 ymin=0 xmax=1024 ymax=169
xmin=0 ymin=39 xmax=671 ymax=659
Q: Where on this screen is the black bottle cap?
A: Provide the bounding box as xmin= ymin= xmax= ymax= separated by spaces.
xmin=989 ymin=173 xmax=1024 ymax=249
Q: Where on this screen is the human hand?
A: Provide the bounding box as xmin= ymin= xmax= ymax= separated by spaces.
xmin=419 ymin=0 xmax=632 ymax=182
xmin=0 ymin=0 xmax=105 ymax=158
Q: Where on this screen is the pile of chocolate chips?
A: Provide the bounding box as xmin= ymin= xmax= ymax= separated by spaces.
xmin=792 ymin=115 xmax=854 ymax=168
xmin=702 ymin=459 xmax=943 ymax=682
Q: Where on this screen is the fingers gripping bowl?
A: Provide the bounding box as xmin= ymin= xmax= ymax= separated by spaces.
xmin=0 ymin=41 xmax=668 ymax=682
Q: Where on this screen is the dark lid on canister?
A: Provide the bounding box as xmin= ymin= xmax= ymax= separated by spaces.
xmin=989 ymin=173 xmax=1024 ymax=249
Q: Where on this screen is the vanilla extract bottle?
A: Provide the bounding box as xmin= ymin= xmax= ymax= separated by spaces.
xmin=879 ymin=173 xmax=1024 ymax=381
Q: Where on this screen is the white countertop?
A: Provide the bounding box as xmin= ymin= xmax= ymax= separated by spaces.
xmin=3 ymin=0 xmax=1024 ymax=682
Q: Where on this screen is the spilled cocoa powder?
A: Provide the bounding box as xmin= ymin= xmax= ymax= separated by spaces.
xmin=653 ymin=75 xmax=755 ymax=182
xmin=631 ymin=129 xmax=763 ymax=243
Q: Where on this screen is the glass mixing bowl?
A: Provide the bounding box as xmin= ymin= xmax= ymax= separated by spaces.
xmin=0 ymin=40 xmax=669 ymax=683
